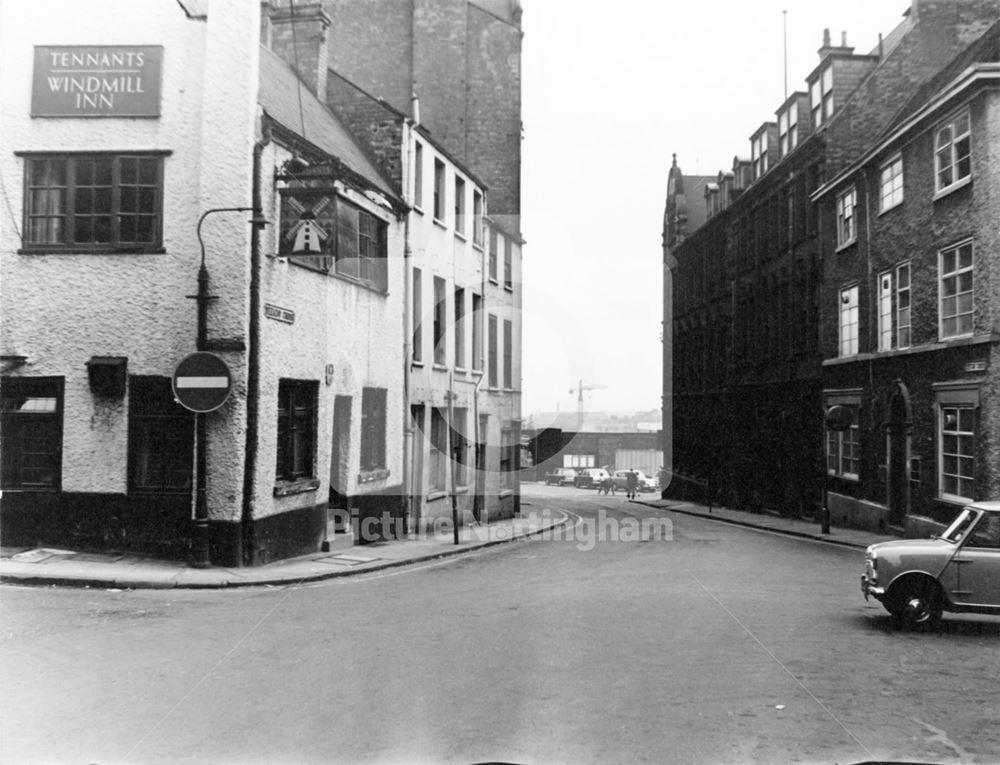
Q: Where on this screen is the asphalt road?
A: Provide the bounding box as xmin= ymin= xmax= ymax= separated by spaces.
xmin=2 ymin=484 xmax=998 ymax=765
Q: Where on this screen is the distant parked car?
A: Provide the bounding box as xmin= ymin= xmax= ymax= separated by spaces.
xmin=574 ymin=468 xmax=610 ymax=489
xmin=611 ymin=469 xmax=657 ymax=493
xmin=861 ymin=500 xmax=1000 ymax=629
xmin=544 ymin=467 xmax=579 ymax=486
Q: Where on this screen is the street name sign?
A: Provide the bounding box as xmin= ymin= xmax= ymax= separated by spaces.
xmin=172 ymin=352 xmax=232 ymax=413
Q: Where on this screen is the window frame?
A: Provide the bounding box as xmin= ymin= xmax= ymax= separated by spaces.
xmin=826 ymin=404 xmax=861 ymax=480
xmin=360 ymin=387 xmax=387 ymax=472
xmin=934 ymin=109 xmax=971 ymax=196
xmin=1 ymin=376 xmax=64 ymax=490
xmin=877 ymin=270 xmax=893 ymax=352
xmin=472 ymin=190 xmax=484 ymax=247
xmin=433 ymin=276 xmax=447 ymax=366
xmin=454 ymin=286 xmax=466 ymax=370
xmin=412 ymin=267 xmax=423 ymax=364
xmin=472 ymin=293 xmax=483 ymax=372
xmin=938 ymin=404 xmax=975 ymax=503
xmin=939 ymin=240 xmax=974 ymax=340
xmin=20 ymin=151 xmax=166 ymax=253
xmin=413 ymin=141 xmax=424 ymax=210
xmin=433 ymin=158 xmax=446 ymax=223
xmin=488 ymin=225 xmax=499 ymax=283
xmin=835 ymin=186 xmax=857 ymax=249
xmin=503 ymin=318 xmax=513 ymax=389
xmin=878 ymin=154 xmax=904 ymax=213
xmin=896 ymin=262 xmax=911 ymax=349
xmin=454 ymin=175 xmax=466 ymax=238
xmin=488 ymin=313 xmax=498 ymax=388
xmin=839 ymin=284 xmax=859 ymax=357
xmin=275 ymin=379 xmax=317 ymax=483
xmin=127 ymin=376 xmax=193 ymax=495
xmin=429 ymin=407 xmax=447 ymax=491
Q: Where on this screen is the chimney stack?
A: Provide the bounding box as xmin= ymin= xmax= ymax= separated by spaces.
xmin=263 ymin=1 xmax=331 ymax=98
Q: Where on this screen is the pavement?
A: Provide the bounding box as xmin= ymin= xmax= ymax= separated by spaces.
xmin=0 ymin=494 xmax=900 ymax=590
xmin=0 ymin=506 xmax=569 ymax=590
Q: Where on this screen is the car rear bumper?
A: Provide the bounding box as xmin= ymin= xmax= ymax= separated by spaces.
xmin=861 ymin=574 xmax=885 ymax=602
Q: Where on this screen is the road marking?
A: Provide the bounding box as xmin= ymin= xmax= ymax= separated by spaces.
xmin=691 ymin=573 xmax=876 ymax=760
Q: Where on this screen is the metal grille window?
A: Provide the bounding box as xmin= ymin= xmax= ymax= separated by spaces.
xmin=128 ymin=376 xmax=193 ymax=493
xmin=1 ymin=377 xmax=63 ymax=489
xmin=879 ymin=154 xmax=904 ymax=212
xmin=826 ymin=405 xmax=860 ymax=479
xmin=360 ymin=387 xmax=386 ymax=471
xmin=276 ymin=379 xmax=316 ymax=481
xmin=939 ymin=241 xmax=973 ymax=339
xmin=940 ymin=405 xmax=975 ymax=501
xmin=935 ymin=110 xmax=971 ymax=193
xmin=22 ymin=153 xmax=162 ymax=250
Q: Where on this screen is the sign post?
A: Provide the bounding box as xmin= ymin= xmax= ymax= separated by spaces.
xmin=173 ymin=353 xmax=232 ymax=567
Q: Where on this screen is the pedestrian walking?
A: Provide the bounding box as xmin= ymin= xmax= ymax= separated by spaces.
xmin=601 ymin=475 xmax=615 ymax=495
xmin=625 ymin=469 xmax=638 ymax=500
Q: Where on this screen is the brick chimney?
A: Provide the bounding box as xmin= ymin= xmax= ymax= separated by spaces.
xmin=818 ymin=27 xmax=854 ymax=60
xmin=262 ymin=1 xmax=330 ymax=98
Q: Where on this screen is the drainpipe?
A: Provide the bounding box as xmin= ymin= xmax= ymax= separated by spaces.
xmin=402 ymin=116 xmax=415 ymax=535
xmin=241 ymin=124 xmax=270 ymax=566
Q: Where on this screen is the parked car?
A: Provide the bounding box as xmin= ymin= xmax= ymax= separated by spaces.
xmin=574 ymin=468 xmax=610 ymax=489
xmin=544 ymin=467 xmax=579 ymax=486
xmin=861 ymin=500 xmax=1000 ymax=629
xmin=611 ymin=469 xmax=657 ymax=493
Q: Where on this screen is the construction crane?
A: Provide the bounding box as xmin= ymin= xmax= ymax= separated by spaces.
xmin=569 ymin=379 xmax=607 ymax=430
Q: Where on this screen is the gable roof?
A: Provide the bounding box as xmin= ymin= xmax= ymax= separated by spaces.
xmin=257 ymin=45 xmax=397 ymax=200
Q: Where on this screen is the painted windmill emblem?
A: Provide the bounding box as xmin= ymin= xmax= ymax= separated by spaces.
xmin=285 ymin=196 xmax=331 ymax=256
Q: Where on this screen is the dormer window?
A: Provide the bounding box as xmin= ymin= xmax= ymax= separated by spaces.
xmin=811 ymin=66 xmax=833 ymax=127
xmin=751 ymin=134 xmax=768 ymax=180
xmin=778 ymin=102 xmax=798 ymax=157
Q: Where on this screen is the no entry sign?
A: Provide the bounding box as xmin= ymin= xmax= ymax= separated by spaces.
xmin=172 ymin=352 xmax=232 ymax=413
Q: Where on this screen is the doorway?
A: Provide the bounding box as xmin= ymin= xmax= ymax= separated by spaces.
xmin=886 ymin=382 xmax=910 ymax=526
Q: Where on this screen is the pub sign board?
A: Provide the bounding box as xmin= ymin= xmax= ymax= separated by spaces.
xmin=31 ymin=45 xmax=163 ymax=117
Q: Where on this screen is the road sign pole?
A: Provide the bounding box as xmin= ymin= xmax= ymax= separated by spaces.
xmin=191 ymin=411 xmax=212 ymax=567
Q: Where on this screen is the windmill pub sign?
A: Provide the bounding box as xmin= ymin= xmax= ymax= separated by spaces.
xmin=32 ymin=46 xmax=163 ymax=117
xmin=279 ymin=189 xmax=337 ymax=270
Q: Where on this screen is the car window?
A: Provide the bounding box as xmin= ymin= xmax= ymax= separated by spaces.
xmin=943 ymin=509 xmax=979 ymax=543
xmin=966 ymin=514 xmax=1000 ymax=549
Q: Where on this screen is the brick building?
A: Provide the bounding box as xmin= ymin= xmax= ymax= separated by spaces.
xmin=662 ymin=0 xmax=1000 ymax=529
xmin=815 ymin=19 xmax=1000 ymax=535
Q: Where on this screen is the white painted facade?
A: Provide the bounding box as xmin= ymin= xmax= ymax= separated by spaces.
xmin=403 ymin=126 xmax=523 ymax=531
xmin=0 ymin=0 xmax=406 ymax=564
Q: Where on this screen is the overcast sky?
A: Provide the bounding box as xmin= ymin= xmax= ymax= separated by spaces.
xmin=520 ymin=0 xmax=912 ymax=422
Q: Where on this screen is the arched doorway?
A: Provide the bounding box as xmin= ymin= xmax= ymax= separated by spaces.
xmin=886 ymin=381 xmax=911 ymax=526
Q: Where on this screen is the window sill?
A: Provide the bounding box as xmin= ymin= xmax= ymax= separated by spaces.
xmin=500 ymin=489 xmax=515 ymax=498
xmin=454 ymin=485 xmax=469 ymax=494
xmin=432 ymin=363 xmax=449 ymax=372
xmin=504 ymin=283 xmax=513 ymax=292
xmin=412 ymin=360 xmax=424 ymax=368
xmin=822 ymin=332 xmax=997 ymax=366
xmin=472 ymin=242 xmax=484 ymax=252
xmin=358 ymin=468 xmax=390 ymax=484
xmin=433 ymin=218 xmax=448 ymax=230
xmin=937 ymin=494 xmax=973 ymax=507
xmin=877 ymin=201 xmax=902 ymax=217
xmin=454 ymin=366 xmax=467 ymax=374
xmin=835 ymin=238 xmax=857 ymax=254
xmin=933 ymin=175 xmax=971 ymax=201
xmin=413 ymin=204 xmax=424 ymax=215
xmin=427 ymin=490 xmax=448 ymax=502
xmin=273 ymin=478 xmax=320 ymax=497
xmin=19 ymin=247 xmax=166 ymax=255
xmin=488 ymin=277 xmax=499 ymax=286
xmin=826 ymin=472 xmax=860 ymax=483
xmin=455 ymin=231 xmax=467 ymax=242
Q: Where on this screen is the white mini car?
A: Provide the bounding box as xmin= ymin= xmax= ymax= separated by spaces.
xmin=861 ymin=501 xmax=1000 ymax=629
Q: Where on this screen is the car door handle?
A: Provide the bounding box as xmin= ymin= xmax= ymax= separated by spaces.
xmin=953 ymin=557 xmax=974 ymax=564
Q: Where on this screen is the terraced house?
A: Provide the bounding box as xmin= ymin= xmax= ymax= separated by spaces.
xmin=663 ymin=0 xmax=999 ymax=537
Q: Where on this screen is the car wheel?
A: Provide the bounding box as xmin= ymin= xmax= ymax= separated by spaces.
xmin=887 ymin=576 xmax=943 ymax=630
